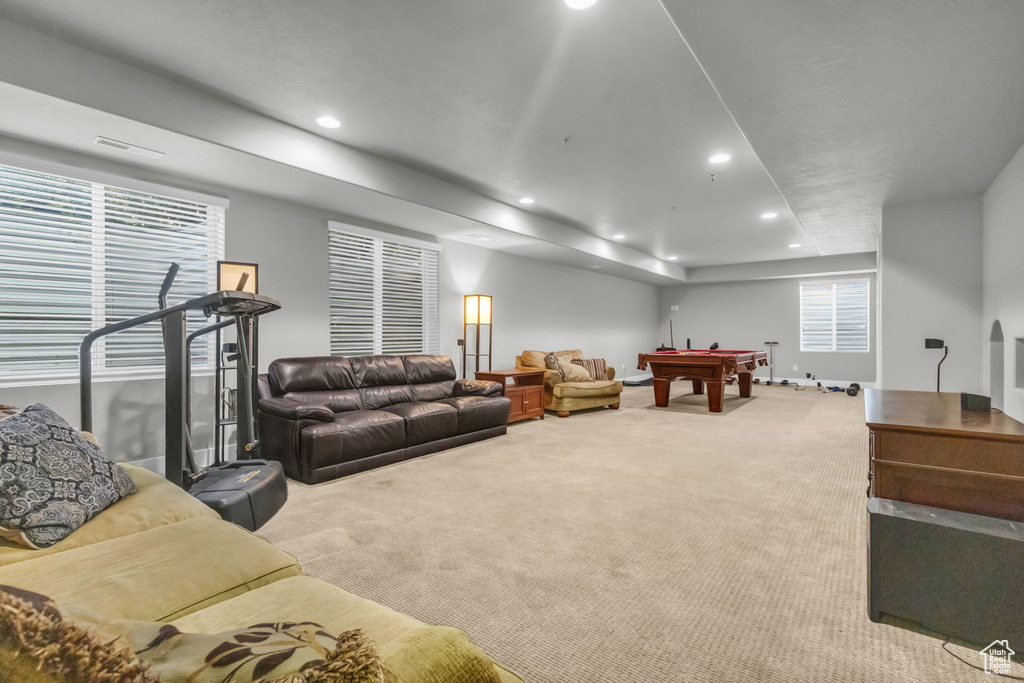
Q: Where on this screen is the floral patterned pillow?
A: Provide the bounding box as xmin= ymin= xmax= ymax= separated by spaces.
xmin=0 ymin=585 xmax=389 ymax=683
xmin=0 ymin=404 xmax=136 ymax=549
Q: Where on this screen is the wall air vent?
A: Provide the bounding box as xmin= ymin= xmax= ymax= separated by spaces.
xmin=92 ymin=136 xmax=165 ymax=160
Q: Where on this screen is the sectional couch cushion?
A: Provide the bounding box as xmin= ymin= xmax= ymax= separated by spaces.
xmin=0 ymin=517 xmax=302 ymax=623
xmin=439 ymin=396 xmax=511 ymax=435
xmin=302 ymin=410 xmax=407 ymax=469
xmin=0 ymin=404 xmax=137 ymax=549
xmin=0 ymin=463 xmax=219 ymax=567
xmin=172 ymin=575 xmax=508 ymax=683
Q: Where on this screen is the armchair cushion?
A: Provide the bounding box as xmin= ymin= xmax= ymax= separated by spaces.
xmin=257 ymin=397 xmax=334 ymax=423
xmin=556 ymin=358 xmax=593 ymax=383
xmin=454 ymin=379 xmax=502 ymax=397
xmin=520 ymin=350 xmax=548 ymax=369
xmin=552 ymin=380 xmax=623 ymax=399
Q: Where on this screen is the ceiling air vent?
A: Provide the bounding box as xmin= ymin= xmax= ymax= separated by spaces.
xmin=92 ymin=136 xmax=165 ymax=160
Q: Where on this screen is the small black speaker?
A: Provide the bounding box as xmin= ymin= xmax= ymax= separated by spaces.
xmin=960 ymin=393 xmax=991 ymax=412
xmin=924 ymin=338 xmax=945 ymax=349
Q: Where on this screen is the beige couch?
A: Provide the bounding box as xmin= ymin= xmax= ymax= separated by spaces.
xmin=0 ymin=462 xmax=521 ymax=682
xmin=516 ymin=349 xmax=623 ymax=417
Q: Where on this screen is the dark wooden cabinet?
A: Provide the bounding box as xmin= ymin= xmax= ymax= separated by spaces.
xmin=865 ymin=388 xmax=1024 ymax=521
xmin=475 ymin=369 xmax=545 ymax=423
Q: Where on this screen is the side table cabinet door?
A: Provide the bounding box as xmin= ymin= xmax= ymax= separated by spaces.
xmin=525 ymin=386 xmax=545 ymax=417
xmin=508 ymin=389 xmax=526 ymax=421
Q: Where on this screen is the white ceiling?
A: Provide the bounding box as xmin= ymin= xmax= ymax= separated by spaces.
xmin=660 ymin=0 xmax=1024 ymax=254
xmin=0 ymin=1 xmax=1022 ymax=275
xmin=0 ymin=0 xmax=812 ymax=268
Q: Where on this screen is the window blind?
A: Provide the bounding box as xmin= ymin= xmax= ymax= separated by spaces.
xmin=799 ymin=280 xmax=870 ymax=352
xmin=0 ymin=161 xmax=226 ymax=386
xmin=328 ymin=222 xmax=440 ymax=357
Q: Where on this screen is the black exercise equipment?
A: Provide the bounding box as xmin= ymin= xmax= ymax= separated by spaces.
xmin=763 ymin=341 xmax=779 ymax=385
xmin=80 ymin=263 xmax=287 ymax=531
xmin=924 ymin=338 xmax=948 ymax=392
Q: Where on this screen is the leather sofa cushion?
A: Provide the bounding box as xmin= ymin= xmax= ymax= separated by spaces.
xmin=351 ymin=355 xmax=407 ymax=387
xmin=553 ymin=380 xmax=623 ymax=399
xmin=402 ymin=355 xmax=457 ymax=383
xmin=412 ymin=380 xmax=456 ymax=402
xmin=381 ymin=402 xmax=458 ymax=447
xmin=438 ymin=396 xmax=511 ymax=435
xmin=301 ymin=410 xmax=406 ymax=468
xmin=360 ymin=384 xmax=415 ymax=410
xmin=282 ymin=389 xmax=362 ymax=413
xmin=269 ymin=356 xmax=359 ymax=394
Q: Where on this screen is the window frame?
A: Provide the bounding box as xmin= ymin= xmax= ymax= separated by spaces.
xmin=0 ymin=153 xmax=227 ymax=388
xmin=327 ymin=221 xmax=441 ymax=358
xmin=798 ymin=277 xmax=871 ymax=354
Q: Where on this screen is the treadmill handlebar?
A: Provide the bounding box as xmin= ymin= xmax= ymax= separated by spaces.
xmin=158 ymin=263 xmax=180 ymax=310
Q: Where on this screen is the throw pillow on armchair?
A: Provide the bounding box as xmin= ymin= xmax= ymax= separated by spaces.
xmin=572 ymin=358 xmax=608 ymax=381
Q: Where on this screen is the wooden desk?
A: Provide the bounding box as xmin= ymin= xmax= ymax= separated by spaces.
xmin=865 ymin=388 xmax=1024 ymax=521
xmin=475 ymin=369 xmax=545 ymax=423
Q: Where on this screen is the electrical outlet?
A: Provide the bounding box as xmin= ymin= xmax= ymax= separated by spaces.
xmin=792 ymin=364 xmax=798 ymax=372
xmin=621 ymin=364 xmax=626 ymax=371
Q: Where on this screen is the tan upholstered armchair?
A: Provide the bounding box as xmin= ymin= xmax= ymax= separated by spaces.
xmin=515 ymin=349 xmax=623 ymax=417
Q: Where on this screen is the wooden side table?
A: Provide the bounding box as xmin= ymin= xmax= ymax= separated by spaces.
xmin=475 ymin=369 xmax=545 ymax=423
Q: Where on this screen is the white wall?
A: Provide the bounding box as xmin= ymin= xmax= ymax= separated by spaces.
xmin=438 ymin=239 xmax=658 ymax=377
xmin=982 ymin=141 xmax=1024 ymax=421
xmin=878 ymin=196 xmax=984 ymax=393
xmin=0 ymin=138 xmax=658 ymax=464
xmin=659 ymin=276 xmax=877 ymax=384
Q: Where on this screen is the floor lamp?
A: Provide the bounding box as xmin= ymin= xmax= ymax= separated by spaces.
xmin=925 ymin=338 xmax=948 ymax=392
xmin=462 ymin=294 xmax=492 ymax=378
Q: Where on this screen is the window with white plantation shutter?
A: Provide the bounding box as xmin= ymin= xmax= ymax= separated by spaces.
xmin=0 ymin=157 xmax=226 ymax=387
xmin=328 ymin=222 xmax=440 ymax=357
xmin=799 ymin=279 xmax=870 ymax=352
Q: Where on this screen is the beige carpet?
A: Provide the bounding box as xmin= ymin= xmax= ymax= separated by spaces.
xmin=258 ymin=384 xmax=1020 ymax=682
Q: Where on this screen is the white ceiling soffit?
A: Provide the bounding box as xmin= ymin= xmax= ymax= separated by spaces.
xmin=0 ymin=2 xmax=818 ymax=270
xmin=660 ymin=0 xmax=1024 ymax=255
xmin=0 ymin=19 xmax=686 ymax=285
xmin=686 ymin=252 xmax=876 ymax=284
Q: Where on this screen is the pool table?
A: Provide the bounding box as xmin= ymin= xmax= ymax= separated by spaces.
xmin=637 ymin=350 xmax=768 ymax=413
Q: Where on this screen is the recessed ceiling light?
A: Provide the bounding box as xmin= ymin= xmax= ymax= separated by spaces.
xmin=709 ymin=153 xmax=731 ymax=164
xmin=565 ymin=0 xmax=598 ymax=8
xmin=667 ymin=256 xmax=678 ymax=261
xmin=467 ymin=234 xmax=493 ymax=242
xmin=316 ymin=116 xmax=341 ymax=128
xmin=585 ymin=264 xmax=602 ymax=269
xmin=789 ymin=243 xmax=801 ymax=248
xmin=518 ymin=197 xmax=535 ymax=204
xmin=761 ymin=212 xmax=778 ymax=220
xmin=612 ymin=234 xmax=625 ymax=240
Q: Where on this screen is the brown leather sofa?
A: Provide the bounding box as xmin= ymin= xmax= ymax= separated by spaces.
xmin=257 ymin=355 xmax=510 ymax=484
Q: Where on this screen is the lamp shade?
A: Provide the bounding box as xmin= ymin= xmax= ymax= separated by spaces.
xmin=218 ymin=261 xmax=259 ymax=293
xmin=464 ymin=294 xmax=492 ymax=325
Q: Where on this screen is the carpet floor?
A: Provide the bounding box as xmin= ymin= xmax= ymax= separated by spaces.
xmin=258 ymin=384 xmax=1020 ymax=682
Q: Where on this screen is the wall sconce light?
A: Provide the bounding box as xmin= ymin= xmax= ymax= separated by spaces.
xmin=924 ymin=338 xmax=948 ymax=392
xmin=462 ymin=294 xmax=493 ymax=378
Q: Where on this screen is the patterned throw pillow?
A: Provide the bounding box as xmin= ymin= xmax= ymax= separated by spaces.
xmin=0 ymin=404 xmax=136 ymax=549
xmin=572 ymin=358 xmax=608 ymax=381
xmin=0 ymin=585 xmax=389 ymax=683
xmin=556 ymin=358 xmax=593 ymax=383
xmin=544 ymin=352 xmax=564 ymax=382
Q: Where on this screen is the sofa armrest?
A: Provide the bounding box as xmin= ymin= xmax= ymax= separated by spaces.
xmin=454 ymin=379 xmax=503 ymax=397
xmin=258 ymin=397 xmax=334 ymax=423
xmin=606 ymin=366 xmax=615 ymax=380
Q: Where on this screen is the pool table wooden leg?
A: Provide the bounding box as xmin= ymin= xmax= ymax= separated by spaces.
xmin=707 ymin=380 xmax=725 ymax=412
xmin=691 ymin=378 xmax=704 ymax=395
xmin=653 ymin=378 xmax=671 ymax=407
xmin=737 ymin=372 xmax=753 ymax=398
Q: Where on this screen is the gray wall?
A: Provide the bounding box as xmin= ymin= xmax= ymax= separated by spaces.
xmin=658 ymin=275 xmax=878 ymax=384
xmin=879 ymin=196 xmax=984 ymax=393
xmin=0 ymin=137 xmax=658 ymax=464
xmin=982 ymin=141 xmax=1024 ymax=421
xmin=438 ymin=239 xmax=658 ymax=378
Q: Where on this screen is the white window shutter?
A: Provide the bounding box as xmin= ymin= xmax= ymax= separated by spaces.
xmin=0 ymin=162 xmax=225 ymax=386
xmin=328 ymin=223 xmax=439 ymax=357
xmin=800 ymin=280 xmax=870 ymax=352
